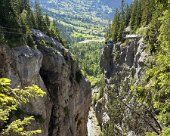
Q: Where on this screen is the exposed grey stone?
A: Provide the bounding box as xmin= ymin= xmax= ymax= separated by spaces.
xmin=0 ymin=30 xmax=91 ymax=136
xmin=100 ymin=42 xmax=114 ymax=80
xmin=99 ymin=38 xmax=154 ymax=135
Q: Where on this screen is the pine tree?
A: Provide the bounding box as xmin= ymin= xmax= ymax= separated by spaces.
xmin=134 ymin=0 xmax=142 ymax=30
xmin=29 ymin=11 xmax=38 ymax=28
xmin=44 ymin=14 xmax=51 ymax=34
xmin=35 ymin=0 xmax=46 ymax=31
xmin=117 ymin=0 xmax=126 ymax=42
xmin=21 ymin=0 xmax=31 ymax=11
xmin=147 ymin=5 xmax=162 ymax=54
xmin=111 ymin=10 xmax=120 ymax=42
xmin=105 ymin=22 xmax=112 ymax=42
xmin=129 ymin=0 xmax=142 ymax=31
xmin=124 ymin=5 xmax=131 ymax=27
xmin=130 ymin=0 xmax=138 ymax=31
xmin=0 ymin=0 xmax=26 ymax=43
xmin=141 ymin=0 xmax=155 ymax=26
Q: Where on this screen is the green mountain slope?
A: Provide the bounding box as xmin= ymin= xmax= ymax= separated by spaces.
xmin=31 ymin=0 xmax=132 ymax=43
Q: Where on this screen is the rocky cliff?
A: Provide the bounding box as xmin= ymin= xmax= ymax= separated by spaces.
xmin=99 ymin=39 xmax=160 ymax=135
xmin=0 ymin=30 xmax=91 ymax=136
xmin=101 ymin=39 xmax=147 ymax=83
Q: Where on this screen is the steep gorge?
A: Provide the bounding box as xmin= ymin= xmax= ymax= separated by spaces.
xmin=1 ymin=0 xmax=169 ymax=135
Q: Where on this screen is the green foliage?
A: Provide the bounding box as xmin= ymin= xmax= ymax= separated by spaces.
xmin=140 ymin=0 xmax=155 ymax=26
xmin=104 ymin=80 xmax=147 ymax=135
xmin=70 ymin=42 xmax=103 ymax=86
xmin=92 ymin=92 xmax=100 ymax=106
xmin=107 ymin=1 xmax=132 ymax=42
xmin=136 ymin=26 xmax=149 ymax=38
xmin=36 ymin=0 xmax=116 ymax=43
xmin=146 ymin=127 xmax=170 ymax=136
xmin=106 ymin=0 xmax=164 ymax=43
xmin=129 ymin=0 xmax=139 ymax=31
xmin=146 ymin=4 xmax=162 ymax=54
xmin=0 ymin=0 xmax=62 ymax=47
xmin=131 ymin=2 xmax=170 ymax=135
xmin=63 ymin=106 xmax=69 ymax=116
xmin=0 ymin=78 xmax=45 ymax=136
xmin=111 ymin=10 xmax=120 ymax=42
xmin=1 ymin=116 xmax=42 ymax=136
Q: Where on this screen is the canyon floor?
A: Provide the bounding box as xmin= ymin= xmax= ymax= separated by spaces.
xmin=87 ymin=107 xmax=102 ymax=136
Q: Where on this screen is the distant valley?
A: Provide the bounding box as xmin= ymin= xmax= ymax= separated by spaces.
xmin=31 ymin=0 xmax=132 ymax=43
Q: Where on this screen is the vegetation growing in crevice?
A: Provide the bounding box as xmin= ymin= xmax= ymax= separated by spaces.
xmin=63 ymin=106 xmax=70 ymax=116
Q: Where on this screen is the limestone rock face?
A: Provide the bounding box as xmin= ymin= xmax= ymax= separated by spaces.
xmin=99 ymin=39 xmax=158 ymax=135
xmin=100 ymin=42 xmax=114 ymax=80
xmin=0 ymin=29 xmax=91 ymax=136
xmin=101 ymin=39 xmax=147 ymax=83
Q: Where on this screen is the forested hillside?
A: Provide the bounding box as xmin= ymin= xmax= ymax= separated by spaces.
xmin=0 ymin=0 xmax=63 ymax=46
xmin=102 ymin=0 xmax=170 ymax=135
